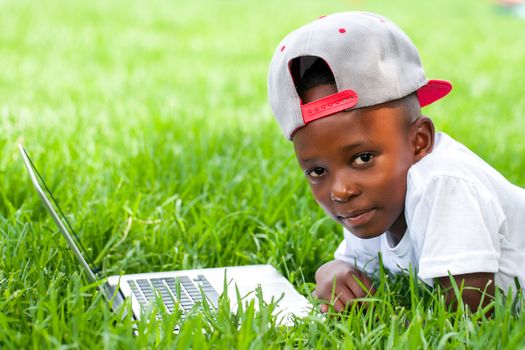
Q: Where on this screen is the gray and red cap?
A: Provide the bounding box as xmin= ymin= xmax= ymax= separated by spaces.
xmin=267 ymin=11 xmax=452 ymax=140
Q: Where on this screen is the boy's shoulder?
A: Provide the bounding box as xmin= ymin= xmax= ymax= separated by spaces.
xmin=407 ymin=132 xmax=507 ymax=189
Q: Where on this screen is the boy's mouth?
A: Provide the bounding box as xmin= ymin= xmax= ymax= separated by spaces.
xmin=337 ymin=208 xmax=377 ymax=227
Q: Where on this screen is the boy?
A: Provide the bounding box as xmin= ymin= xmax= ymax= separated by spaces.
xmin=267 ymin=12 xmax=525 ymax=312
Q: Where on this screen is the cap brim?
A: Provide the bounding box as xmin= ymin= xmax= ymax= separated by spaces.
xmin=417 ymin=79 xmax=452 ymax=107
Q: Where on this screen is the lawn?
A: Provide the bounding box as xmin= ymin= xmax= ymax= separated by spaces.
xmin=1 ymin=0 xmax=524 ymax=348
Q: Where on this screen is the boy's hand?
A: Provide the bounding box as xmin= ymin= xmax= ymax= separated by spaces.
xmin=314 ymin=259 xmax=375 ymax=313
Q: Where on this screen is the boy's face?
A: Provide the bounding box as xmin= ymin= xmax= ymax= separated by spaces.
xmin=293 ymin=85 xmax=419 ymax=239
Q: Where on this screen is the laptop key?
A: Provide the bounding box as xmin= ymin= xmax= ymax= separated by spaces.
xmin=180 ymin=303 xmax=194 ymax=312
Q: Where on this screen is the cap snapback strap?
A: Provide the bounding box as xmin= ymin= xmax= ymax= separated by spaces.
xmin=300 ymin=90 xmax=359 ymax=124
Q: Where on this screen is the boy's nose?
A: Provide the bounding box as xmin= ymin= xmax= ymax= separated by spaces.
xmin=330 ymin=175 xmax=359 ymax=203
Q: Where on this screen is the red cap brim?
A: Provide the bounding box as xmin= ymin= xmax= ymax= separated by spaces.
xmin=417 ymin=79 xmax=452 ymax=107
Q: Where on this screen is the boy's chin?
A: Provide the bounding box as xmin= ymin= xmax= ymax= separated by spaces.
xmin=342 ymin=223 xmax=386 ymax=239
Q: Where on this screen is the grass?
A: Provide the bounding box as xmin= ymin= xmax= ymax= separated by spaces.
xmin=1 ymin=0 xmax=524 ymax=348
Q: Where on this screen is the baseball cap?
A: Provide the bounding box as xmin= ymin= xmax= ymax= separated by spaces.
xmin=267 ymin=12 xmax=452 ymax=140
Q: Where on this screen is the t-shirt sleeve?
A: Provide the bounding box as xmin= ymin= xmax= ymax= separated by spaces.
xmin=406 ymin=175 xmax=505 ymax=281
xmin=334 ymin=228 xmax=382 ymax=275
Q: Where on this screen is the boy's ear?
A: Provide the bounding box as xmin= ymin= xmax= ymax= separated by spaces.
xmin=411 ymin=116 xmax=435 ymax=161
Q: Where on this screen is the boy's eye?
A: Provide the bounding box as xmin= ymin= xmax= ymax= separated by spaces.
xmin=353 ymin=153 xmax=374 ymax=166
xmin=307 ymin=167 xmax=327 ymax=178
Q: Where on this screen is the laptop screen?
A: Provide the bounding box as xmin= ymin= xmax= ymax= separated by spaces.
xmin=19 ymin=145 xmax=100 ymax=283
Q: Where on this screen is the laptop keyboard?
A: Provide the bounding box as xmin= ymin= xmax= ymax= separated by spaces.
xmin=127 ymin=275 xmax=220 ymax=315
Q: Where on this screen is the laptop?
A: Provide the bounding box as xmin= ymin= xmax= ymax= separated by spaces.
xmin=19 ymin=144 xmax=310 ymax=324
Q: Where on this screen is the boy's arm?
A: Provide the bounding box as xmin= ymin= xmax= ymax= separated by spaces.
xmin=406 ymin=175 xmax=504 ymax=313
xmin=437 ymin=272 xmax=495 ymax=313
xmin=316 ymin=263 xmax=495 ymax=314
xmin=314 ymin=259 xmax=375 ymax=312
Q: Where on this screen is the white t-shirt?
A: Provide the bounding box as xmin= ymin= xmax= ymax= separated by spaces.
xmin=334 ymin=132 xmax=525 ymax=293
